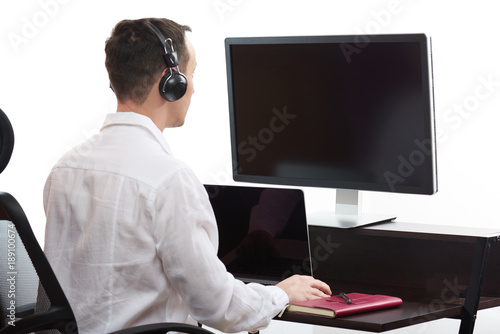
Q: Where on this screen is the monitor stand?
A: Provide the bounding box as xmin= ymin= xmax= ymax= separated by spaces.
xmin=307 ymin=189 xmax=396 ymax=229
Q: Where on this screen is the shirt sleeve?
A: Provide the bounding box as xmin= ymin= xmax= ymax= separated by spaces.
xmin=150 ymin=167 xmax=289 ymax=333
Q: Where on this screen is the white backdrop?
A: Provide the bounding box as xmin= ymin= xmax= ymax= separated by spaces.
xmin=1 ymin=0 xmax=499 ymax=333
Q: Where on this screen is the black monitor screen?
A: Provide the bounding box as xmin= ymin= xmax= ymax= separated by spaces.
xmin=225 ymin=34 xmax=437 ymax=195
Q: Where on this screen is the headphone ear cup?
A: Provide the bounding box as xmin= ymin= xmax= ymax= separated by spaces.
xmin=159 ymin=71 xmax=188 ymax=102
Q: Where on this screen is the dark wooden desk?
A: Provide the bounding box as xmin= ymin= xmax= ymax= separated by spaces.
xmin=277 ymin=222 xmax=500 ymax=333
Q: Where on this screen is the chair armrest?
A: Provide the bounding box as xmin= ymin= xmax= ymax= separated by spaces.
xmin=108 ymin=322 xmax=215 ymax=334
xmin=15 ymin=302 xmax=36 ymax=318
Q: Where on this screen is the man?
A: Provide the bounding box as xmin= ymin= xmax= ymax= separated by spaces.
xmin=43 ymin=18 xmax=331 ymax=333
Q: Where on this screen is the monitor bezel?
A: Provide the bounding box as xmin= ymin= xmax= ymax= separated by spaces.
xmin=225 ymin=33 xmax=437 ymax=195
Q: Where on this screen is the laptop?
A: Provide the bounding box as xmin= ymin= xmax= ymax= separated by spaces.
xmin=204 ymin=184 xmax=312 ymax=284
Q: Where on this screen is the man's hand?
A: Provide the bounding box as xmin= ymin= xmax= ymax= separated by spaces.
xmin=276 ymin=275 xmax=332 ymax=303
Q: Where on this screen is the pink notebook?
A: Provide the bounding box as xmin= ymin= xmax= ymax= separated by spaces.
xmin=286 ymin=293 xmax=403 ymax=318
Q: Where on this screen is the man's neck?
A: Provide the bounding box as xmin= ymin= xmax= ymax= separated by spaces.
xmin=116 ymin=100 xmax=168 ymax=132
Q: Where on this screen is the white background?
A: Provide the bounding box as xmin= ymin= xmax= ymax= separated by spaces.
xmin=1 ymin=0 xmax=499 ymax=333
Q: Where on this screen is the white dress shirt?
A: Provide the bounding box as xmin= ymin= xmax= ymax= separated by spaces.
xmin=43 ymin=112 xmax=288 ymax=333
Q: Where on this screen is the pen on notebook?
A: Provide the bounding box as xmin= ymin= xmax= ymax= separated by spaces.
xmin=339 ymin=292 xmax=352 ymax=304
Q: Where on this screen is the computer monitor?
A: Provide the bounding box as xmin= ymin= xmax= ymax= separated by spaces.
xmin=225 ymin=33 xmax=437 ymax=228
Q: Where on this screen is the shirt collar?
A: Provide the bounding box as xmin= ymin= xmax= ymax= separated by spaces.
xmin=101 ymin=112 xmax=174 ymax=156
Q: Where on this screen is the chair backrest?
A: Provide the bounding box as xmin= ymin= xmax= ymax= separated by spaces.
xmin=0 ymin=205 xmax=39 ymax=328
xmin=0 ymin=109 xmax=14 ymax=174
xmin=0 ymin=193 xmax=78 ymax=334
xmin=0 ymin=109 xmax=78 ymax=334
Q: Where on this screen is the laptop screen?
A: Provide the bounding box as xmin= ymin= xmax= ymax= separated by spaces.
xmin=204 ymin=184 xmax=312 ymax=284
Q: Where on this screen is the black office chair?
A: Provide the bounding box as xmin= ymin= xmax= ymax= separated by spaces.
xmin=0 ymin=108 xmax=14 ymax=174
xmin=0 ymin=108 xmax=214 ymax=334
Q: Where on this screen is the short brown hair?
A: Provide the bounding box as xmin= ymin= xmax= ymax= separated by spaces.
xmin=105 ymin=18 xmax=191 ymax=104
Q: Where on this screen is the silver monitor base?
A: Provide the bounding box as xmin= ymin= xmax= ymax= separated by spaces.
xmin=307 ymin=189 xmax=396 ymax=228
xmin=307 ymin=211 xmax=396 ymax=229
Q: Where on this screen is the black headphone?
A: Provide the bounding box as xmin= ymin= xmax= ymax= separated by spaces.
xmin=148 ymin=22 xmax=188 ymax=102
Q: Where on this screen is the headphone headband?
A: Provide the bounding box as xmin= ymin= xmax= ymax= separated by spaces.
xmin=147 ymin=21 xmax=187 ymax=102
xmin=148 ymin=21 xmax=166 ymax=43
xmin=148 ymin=22 xmax=179 ymax=68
